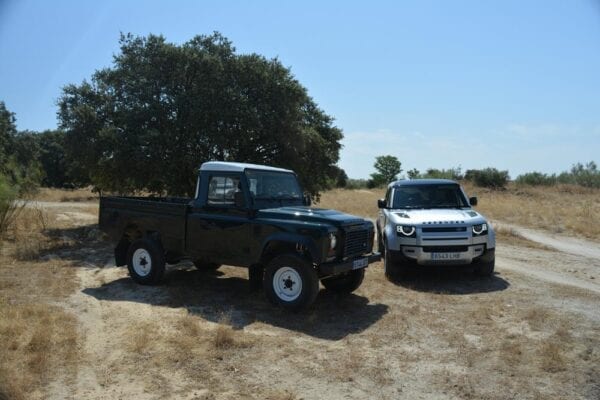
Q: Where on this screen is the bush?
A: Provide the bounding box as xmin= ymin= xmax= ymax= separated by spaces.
xmin=346 ymin=179 xmax=369 ymax=190
xmin=465 ymin=168 xmax=509 ymax=188
xmin=0 ymin=174 xmax=24 ymax=239
xmin=421 ymin=167 xmax=463 ymax=180
xmin=515 ymin=172 xmax=557 ymax=186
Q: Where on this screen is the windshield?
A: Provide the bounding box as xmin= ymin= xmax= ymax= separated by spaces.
xmin=392 ymin=184 xmax=469 ymax=209
xmin=245 ymin=170 xmax=302 ymax=200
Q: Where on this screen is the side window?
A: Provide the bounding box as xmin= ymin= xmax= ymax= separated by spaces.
xmin=385 ymin=188 xmax=393 ymax=207
xmin=207 ymin=176 xmax=241 ymax=206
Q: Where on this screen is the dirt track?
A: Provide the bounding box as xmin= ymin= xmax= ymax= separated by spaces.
xmin=40 ymin=204 xmax=600 ymax=399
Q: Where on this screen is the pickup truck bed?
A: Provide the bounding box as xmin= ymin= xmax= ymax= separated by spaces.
xmin=100 ymin=196 xmax=190 ymax=256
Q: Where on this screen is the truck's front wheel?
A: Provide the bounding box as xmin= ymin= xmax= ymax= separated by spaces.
xmin=263 ymin=254 xmax=319 ymax=312
xmin=321 ymin=268 xmax=365 ymax=294
xmin=127 ymin=238 xmax=166 ymax=285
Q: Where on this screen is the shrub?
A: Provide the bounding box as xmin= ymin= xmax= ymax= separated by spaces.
xmin=515 ymin=172 xmax=557 ymax=186
xmin=345 ymin=179 xmax=369 ymax=190
xmin=422 ymin=167 xmax=463 ymax=180
xmin=465 ymin=168 xmax=509 ymax=188
xmin=0 ymin=173 xmax=24 ymax=239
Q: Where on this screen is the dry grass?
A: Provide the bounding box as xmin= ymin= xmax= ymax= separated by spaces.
xmin=317 ymin=183 xmax=600 ymax=242
xmin=494 ymin=225 xmax=554 ymax=250
xmin=33 ymin=187 xmax=98 ymax=202
xmin=463 ymin=182 xmax=600 ymax=241
xmin=0 ymin=207 xmax=80 ymax=399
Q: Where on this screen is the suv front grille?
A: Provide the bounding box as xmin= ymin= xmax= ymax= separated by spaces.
xmin=423 ymin=246 xmax=468 ymax=253
xmin=343 ymin=228 xmax=370 ymax=257
xmin=422 ymin=227 xmax=467 ymax=233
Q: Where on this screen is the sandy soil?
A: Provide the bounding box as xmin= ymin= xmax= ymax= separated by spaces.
xmin=34 ymin=203 xmax=600 ymax=399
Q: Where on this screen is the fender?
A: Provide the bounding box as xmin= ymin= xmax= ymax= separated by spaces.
xmin=259 ymin=231 xmax=322 ymax=265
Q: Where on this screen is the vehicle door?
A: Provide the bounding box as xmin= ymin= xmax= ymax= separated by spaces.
xmin=186 ymin=172 xmax=253 ymax=266
xmin=378 ymin=187 xmax=393 ymax=236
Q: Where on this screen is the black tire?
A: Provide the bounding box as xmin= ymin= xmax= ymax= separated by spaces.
xmin=127 ymin=238 xmax=166 ymax=285
xmin=474 ymin=258 xmax=495 ymax=277
xmin=384 ymin=247 xmax=407 ymax=282
xmin=193 ymin=260 xmax=221 ymax=271
xmin=321 ymin=268 xmax=365 ymax=294
xmin=377 ymin=231 xmax=384 ymax=253
xmin=263 ymin=254 xmax=319 ymax=312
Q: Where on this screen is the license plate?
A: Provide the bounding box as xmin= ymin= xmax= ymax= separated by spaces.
xmin=352 ymin=258 xmax=368 ymax=269
xmin=431 ymin=252 xmax=461 ymax=260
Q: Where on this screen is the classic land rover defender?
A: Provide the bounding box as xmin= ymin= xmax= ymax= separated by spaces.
xmin=376 ymin=179 xmax=495 ymax=280
xmin=99 ymin=161 xmax=380 ymax=311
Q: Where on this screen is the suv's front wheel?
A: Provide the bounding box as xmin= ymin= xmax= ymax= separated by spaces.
xmin=263 ymin=254 xmax=319 ymax=312
xmin=384 ymin=247 xmax=408 ymax=282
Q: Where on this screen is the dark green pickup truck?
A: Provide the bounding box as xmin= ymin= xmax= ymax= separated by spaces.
xmin=99 ymin=161 xmax=380 ymax=310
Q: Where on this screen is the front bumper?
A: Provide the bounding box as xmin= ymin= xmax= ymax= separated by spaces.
xmin=400 ymin=244 xmax=488 ymax=265
xmin=319 ymin=252 xmax=381 ymax=276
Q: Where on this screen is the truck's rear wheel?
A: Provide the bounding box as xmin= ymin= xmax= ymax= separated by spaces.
xmin=127 ymin=238 xmax=166 ymax=285
xmin=263 ymin=254 xmax=319 ymax=312
xmin=321 ymin=268 xmax=365 ymax=294
xmin=193 ymin=260 xmax=221 ymax=271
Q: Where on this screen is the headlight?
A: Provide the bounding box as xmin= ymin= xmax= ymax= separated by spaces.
xmin=396 ymin=225 xmax=416 ymax=237
xmin=329 ymin=233 xmax=337 ymax=250
xmin=472 ymin=223 xmax=488 ymax=235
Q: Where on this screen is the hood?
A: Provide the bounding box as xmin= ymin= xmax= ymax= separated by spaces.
xmin=257 ymin=206 xmax=366 ymax=227
xmin=390 ymin=208 xmax=487 ymax=225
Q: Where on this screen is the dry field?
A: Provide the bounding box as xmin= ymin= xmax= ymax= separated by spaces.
xmin=0 ymin=186 xmax=599 ymax=399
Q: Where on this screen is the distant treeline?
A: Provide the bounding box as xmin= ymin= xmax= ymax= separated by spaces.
xmin=345 ymin=163 xmax=600 ymax=190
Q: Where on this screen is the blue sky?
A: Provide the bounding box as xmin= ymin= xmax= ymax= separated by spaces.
xmin=1 ymin=0 xmax=599 ymax=179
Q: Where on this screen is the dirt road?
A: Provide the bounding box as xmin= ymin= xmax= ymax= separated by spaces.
xmin=40 ymin=203 xmax=600 ymax=399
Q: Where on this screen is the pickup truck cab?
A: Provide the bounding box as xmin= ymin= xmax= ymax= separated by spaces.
xmin=99 ymin=161 xmax=379 ymax=311
xmin=376 ymin=179 xmax=495 ymax=280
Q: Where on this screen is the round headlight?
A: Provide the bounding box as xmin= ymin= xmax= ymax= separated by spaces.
xmin=397 ymin=225 xmax=416 ymax=236
xmin=329 ymin=233 xmax=337 ymax=250
xmin=472 ymin=223 xmax=488 ymax=235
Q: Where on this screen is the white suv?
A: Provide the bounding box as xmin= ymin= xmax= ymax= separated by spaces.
xmin=376 ymin=179 xmax=495 ymax=280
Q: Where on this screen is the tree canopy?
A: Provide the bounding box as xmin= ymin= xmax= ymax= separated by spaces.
xmin=58 ymin=32 xmax=343 ymax=197
xmin=370 ymin=155 xmax=401 ymax=187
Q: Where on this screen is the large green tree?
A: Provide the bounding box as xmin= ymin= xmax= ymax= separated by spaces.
xmin=370 ymin=155 xmax=402 ymax=187
xmin=58 ymin=33 xmax=343 ymax=197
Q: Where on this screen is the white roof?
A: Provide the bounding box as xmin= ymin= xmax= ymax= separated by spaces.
xmin=200 ymin=161 xmax=293 ymax=173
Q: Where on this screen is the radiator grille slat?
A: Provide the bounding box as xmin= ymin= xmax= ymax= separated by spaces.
xmin=343 ymin=228 xmax=370 ymax=257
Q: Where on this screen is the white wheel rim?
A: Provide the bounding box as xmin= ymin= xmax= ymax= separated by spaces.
xmin=273 ymin=266 xmax=302 ymax=302
xmin=132 ymin=248 xmax=152 ymax=277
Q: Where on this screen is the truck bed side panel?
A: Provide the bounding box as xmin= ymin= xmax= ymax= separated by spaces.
xmin=99 ymin=196 xmax=188 ymax=254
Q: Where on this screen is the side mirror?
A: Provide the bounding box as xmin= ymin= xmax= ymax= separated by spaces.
xmin=234 ymin=191 xmax=246 ymax=208
xmin=303 ymin=194 xmax=312 ymax=207
xmin=469 ymin=196 xmax=478 ymax=206
xmin=377 ymin=199 xmax=387 ymax=209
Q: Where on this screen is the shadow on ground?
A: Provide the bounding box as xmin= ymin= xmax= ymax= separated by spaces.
xmin=83 ymin=265 xmax=388 ymax=340
xmin=390 ymin=266 xmax=510 ymax=294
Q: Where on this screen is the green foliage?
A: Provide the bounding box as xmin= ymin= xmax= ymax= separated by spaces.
xmin=0 ymin=101 xmax=17 ymax=172
xmin=515 ymin=171 xmax=557 ymax=186
xmin=345 ymin=179 xmax=369 ymax=189
xmin=421 ymin=166 xmax=463 ymax=180
xmin=562 ymin=161 xmax=600 ymax=188
xmin=464 ymin=168 xmax=509 ymax=188
xmin=516 ymin=162 xmax=599 ymax=188
xmin=406 ymin=168 xmax=420 ymax=179
xmin=370 ymin=155 xmax=401 ymax=187
xmin=0 ymin=173 xmax=24 ymax=239
xmin=58 ymin=32 xmax=342 ymax=197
